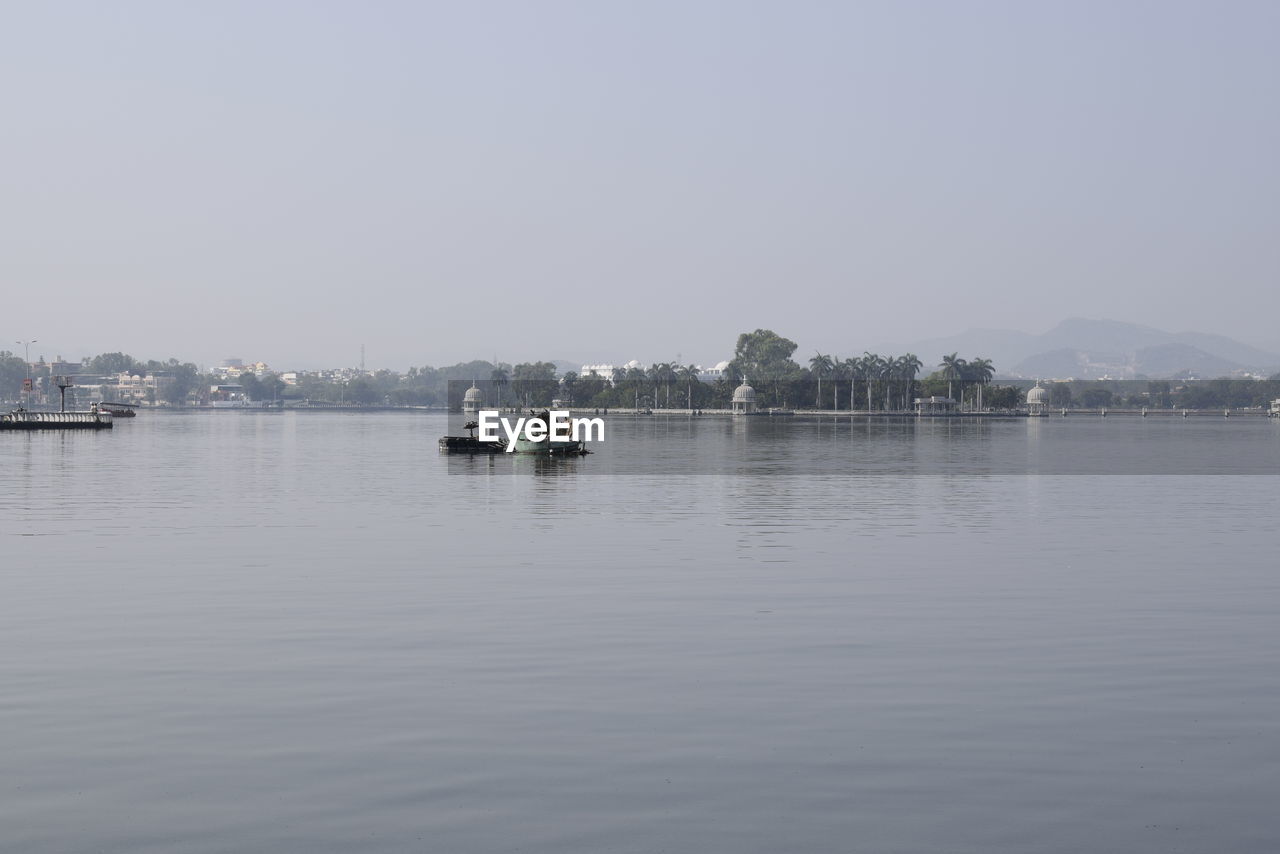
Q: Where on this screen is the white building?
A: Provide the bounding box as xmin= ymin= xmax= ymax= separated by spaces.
xmin=581 ymin=359 xmax=731 ymax=384
xmin=579 ymin=360 xmax=645 ymax=383
xmin=111 ymin=371 xmax=174 ymax=404
xmin=1026 ymin=381 xmax=1049 ymax=416
xmin=698 ymin=361 xmax=731 ymax=383
xmin=462 ymin=382 xmax=484 ymax=413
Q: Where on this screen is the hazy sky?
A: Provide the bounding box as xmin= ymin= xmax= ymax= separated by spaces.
xmin=3 ymin=1 xmax=1277 ymax=370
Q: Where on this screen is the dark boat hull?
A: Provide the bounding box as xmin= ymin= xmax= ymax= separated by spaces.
xmin=438 ymin=436 xmax=506 ymax=453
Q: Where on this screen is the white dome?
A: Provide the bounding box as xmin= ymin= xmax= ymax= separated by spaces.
xmin=732 ymin=382 xmax=756 ymax=402
xmin=713 ymin=360 xmax=731 ymax=372
xmin=1026 ymin=383 xmax=1047 ymax=404
xmin=624 ymin=359 xmax=642 ymax=369
xmin=463 ymin=385 xmax=483 ymax=402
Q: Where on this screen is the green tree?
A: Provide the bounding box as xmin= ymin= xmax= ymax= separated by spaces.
xmin=255 ymin=372 xmax=286 ymax=403
xmin=1048 ymin=382 xmax=1073 ymax=408
xmin=966 ymin=357 xmax=994 ymax=410
xmin=679 ymin=364 xmax=700 ymax=409
xmin=940 ymin=353 xmax=966 ymax=404
xmin=511 ymin=362 xmax=557 ymax=408
xmin=490 ymin=367 xmax=509 ymax=407
xmin=731 ymin=330 xmax=800 ymax=406
xmin=347 ymin=378 xmax=381 ymax=405
xmin=577 ymin=370 xmax=608 ymax=405
xmin=809 ymin=353 xmax=833 ymax=408
xmin=896 ymin=354 xmax=924 ymax=410
xmin=0 ymin=350 xmax=28 ymax=400
xmin=1147 ymin=381 xmax=1172 ymax=408
xmin=862 ymin=353 xmax=887 ymax=410
xmin=1080 ymin=387 xmax=1113 ymax=408
xmin=159 ymin=360 xmax=201 ymax=405
xmin=840 ymin=357 xmax=861 ymax=410
xmin=984 ymin=385 xmax=1022 ymax=409
xmin=88 ymin=352 xmax=140 ymax=375
xmin=238 ymin=372 xmax=263 ymax=401
xmin=648 ymin=362 xmax=677 ymax=408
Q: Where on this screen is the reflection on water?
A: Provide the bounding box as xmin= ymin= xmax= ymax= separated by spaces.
xmin=2 ymin=411 xmax=1279 ymax=853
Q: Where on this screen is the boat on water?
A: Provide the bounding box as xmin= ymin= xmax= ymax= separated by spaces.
xmin=439 ymin=430 xmax=506 ymax=453
xmin=1270 ymin=399 xmax=1280 ymax=417
xmin=98 ymin=402 xmax=137 ymax=418
xmin=1 ymin=406 xmax=113 ymax=431
xmin=439 ymin=411 xmax=589 ymax=455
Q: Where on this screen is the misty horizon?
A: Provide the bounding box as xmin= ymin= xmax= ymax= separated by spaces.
xmin=6 ymin=314 xmax=1279 ymax=377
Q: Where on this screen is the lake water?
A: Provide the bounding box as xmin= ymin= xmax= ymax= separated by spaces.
xmin=3 ymin=412 xmax=1279 ymax=852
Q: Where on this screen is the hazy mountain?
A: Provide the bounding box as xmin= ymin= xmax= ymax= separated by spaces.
xmin=1012 ymin=348 xmax=1120 ymax=380
xmin=1012 ymin=343 xmax=1245 ymax=379
xmin=1130 ymin=344 xmax=1244 ymax=378
xmin=905 ymin=318 xmax=1280 ymax=378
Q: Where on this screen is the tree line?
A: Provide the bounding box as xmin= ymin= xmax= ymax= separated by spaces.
xmin=5 ymin=339 xmax=1277 ymax=410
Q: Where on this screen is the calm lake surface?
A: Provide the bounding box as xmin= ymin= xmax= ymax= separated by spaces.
xmin=3 ymin=412 xmax=1279 ymax=853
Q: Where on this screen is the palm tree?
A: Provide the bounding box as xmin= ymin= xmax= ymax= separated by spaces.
xmin=809 ymin=352 xmax=833 ymax=409
xmin=940 ymin=353 xmax=966 ymax=405
xmin=863 ymin=353 xmax=887 ymax=410
xmin=646 ymin=364 xmax=662 ymax=408
xmin=857 ymin=354 xmax=874 ymax=411
xmin=876 ymin=355 xmax=893 ymax=410
xmin=829 ymin=355 xmax=845 ymax=410
xmin=627 ymin=366 xmax=648 ymax=409
xmin=967 ymin=357 xmax=994 ymax=410
xmin=490 ymin=367 xmax=509 ymax=408
xmin=647 ymin=362 xmax=677 ymax=408
xmin=887 ymin=355 xmax=905 ymax=411
xmin=898 ymin=353 xmax=923 ymax=409
xmin=678 ymin=364 xmax=700 ymax=409
xmin=837 ymin=357 xmax=854 ymax=410
xmin=560 ymin=371 xmax=577 ymax=406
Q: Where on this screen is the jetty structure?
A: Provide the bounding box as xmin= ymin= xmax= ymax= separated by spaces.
xmin=1 ymin=375 xmax=114 ymax=431
xmin=1 ymin=408 xmax=113 ymax=431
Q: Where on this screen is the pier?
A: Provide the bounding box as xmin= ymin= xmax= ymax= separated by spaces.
xmin=1 ymin=409 xmax=113 ymax=430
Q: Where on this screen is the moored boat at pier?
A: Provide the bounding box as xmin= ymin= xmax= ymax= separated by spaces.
xmin=98 ymin=402 xmax=137 ymax=418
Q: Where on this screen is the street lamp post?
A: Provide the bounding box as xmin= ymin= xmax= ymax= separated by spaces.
xmin=15 ymin=339 xmax=37 ymax=409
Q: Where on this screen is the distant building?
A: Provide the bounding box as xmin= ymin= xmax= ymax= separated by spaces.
xmin=580 ymin=360 xmax=644 ymax=383
xmin=211 ymin=360 xmax=269 ymax=380
xmin=914 ymin=395 xmax=956 ymax=415
xmin=731 ymin=380 xmax=757 ymax=415
xmin=1026 ymin=381 xmax=1049 ymax=416
xmin=580 ymin=359 xmax=731 ymax=384
xmin=462 ymin=382 xmax=483 ymax=413
xmin=209 ymin=384 xmax=249 ymax=407
xmin=580 ymin=364 xmax=618 ymax=382
xmin=112 ymin=371 xmax=174 ymax=404
xmin=698 ymin=361 xmax=731 ymax=383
